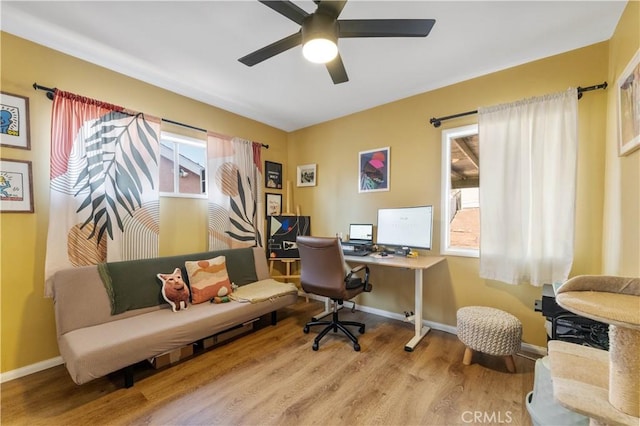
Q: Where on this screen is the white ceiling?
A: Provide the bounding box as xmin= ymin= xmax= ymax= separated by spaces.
xmin=1 ymin=1 xmax=627 ymax=132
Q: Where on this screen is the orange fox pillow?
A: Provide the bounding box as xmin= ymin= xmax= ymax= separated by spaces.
xmin=185 ymin=256 xmax=233 ymax=304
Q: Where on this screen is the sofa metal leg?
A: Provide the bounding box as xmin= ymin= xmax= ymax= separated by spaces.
xmin=124 ymin=366 xmax=134 ymax=388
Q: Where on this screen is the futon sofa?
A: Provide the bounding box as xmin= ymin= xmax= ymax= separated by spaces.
xmin=50 ymin=247 xmax=298 ymax=387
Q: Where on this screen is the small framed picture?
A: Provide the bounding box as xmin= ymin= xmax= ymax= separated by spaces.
xmin=266 ymin=192 xmax=282 ymax=216
xmin=0 ymin=92 xmax=31 ymax=150
xmin=0 ymin=158 xmax=34 ymax=213
xmin=297 ymin=163 xmax=317 ymax=187
xmin=359 ymin=147 xmax=390 ymax=193
xmin=617 ymin=48 xmax=640 ymax=156
xmin=265 ymin=161 xmax=283 ymax=189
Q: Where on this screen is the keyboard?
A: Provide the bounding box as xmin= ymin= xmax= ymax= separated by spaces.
xmin=346 ymin=250 xmax=371 ymax=257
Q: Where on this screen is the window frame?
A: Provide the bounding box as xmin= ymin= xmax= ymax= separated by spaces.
xmin=159 ymin=131 xmax=208 ymax=199
xmin=440 ymin=124 xmax=480 ymax=258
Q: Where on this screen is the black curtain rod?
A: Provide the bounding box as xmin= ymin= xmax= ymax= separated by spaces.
xmin=33 ymin=82 xmax=56 ymax=100
xmin=161 ymin=118 xmax=269 ymax=149
xmin=429 ymin=82 xmax=608 ymax=128
xmin=33 ymin=82 xmax=269 ymax=149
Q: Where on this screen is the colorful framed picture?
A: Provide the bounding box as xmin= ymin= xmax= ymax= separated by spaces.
xmin=0 ymin=159 xmax=34 ymax=213
xmin=265 ymin=161 xmax=282 ymax=189
xmin=359 ymin=147 xmax=390 ymax=193
xmin=617 ymin=48 xmax=640 ymax=156
xmin=0 ymin=92 xmax=31 ymax=150
xmin=266 ymin=192 xmax=282 ymax=216
xmin=296 ymin=163 xmax=316 ymax=187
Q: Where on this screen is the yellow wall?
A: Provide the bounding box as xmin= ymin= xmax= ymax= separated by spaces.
xmin=0 ymin=33 xmax=289 ymax=372
xmin=2 ymin=1 xmax=638 ymax=374
xmin=288 ymin=42 xmax=610 ymax=348
xmin=603 ymin=0 xmax=640 ymax=277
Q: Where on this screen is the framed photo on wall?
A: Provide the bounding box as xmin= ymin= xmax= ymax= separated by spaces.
xmin=296 ymin=163 xmax=316 ymax=187
xmin=265 ymin=161 xmax=282 ymax=189
xmin=266 ymin=192 xmax=282 ymax=216
xmin=0 ymin=158 xmax=34 ymax=213
xmin=617 ymin=48 xmax=640 ymax=156
xmin=359 ymin=147 xmax=390 ymax=193
xmin=0 ymin=92 xmax=31 ymax=150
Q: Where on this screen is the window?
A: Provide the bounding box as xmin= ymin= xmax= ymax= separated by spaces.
xmin=441 ymin=124 xmax=479 ymax=257
xmin=159 ymin=132 xmax=207 ymax=198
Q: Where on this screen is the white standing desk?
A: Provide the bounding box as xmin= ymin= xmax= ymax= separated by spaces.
xmin=344 ymin=253 xmax=446 ymax=352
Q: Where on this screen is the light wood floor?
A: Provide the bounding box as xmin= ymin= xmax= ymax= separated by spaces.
xmin=1 ymin=299 xmax=536 ymax=425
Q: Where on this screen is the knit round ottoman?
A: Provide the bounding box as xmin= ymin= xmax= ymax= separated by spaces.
xmin=456 ymin=306 xmax=522 ymax=373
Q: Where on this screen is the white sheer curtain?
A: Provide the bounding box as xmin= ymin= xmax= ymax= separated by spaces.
xmin=478 ymin=88 xmax=578 ymax=286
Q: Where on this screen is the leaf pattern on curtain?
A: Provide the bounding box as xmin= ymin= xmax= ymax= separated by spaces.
xmin=45 ymin=91 xmax=160 ymax=296
xmin=207 ymin=135 xmax=264 ymax=250
xmin=74 ymin=111 xmax=158 ymax=243
xmin=226 ymin=169 xmax=258 ymax=242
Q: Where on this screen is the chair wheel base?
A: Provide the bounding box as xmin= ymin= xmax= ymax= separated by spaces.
xmin=304 ymin=301 xmax=366 ymax=351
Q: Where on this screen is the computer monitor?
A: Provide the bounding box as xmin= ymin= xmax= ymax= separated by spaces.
xmin=376 ymin=205 xmax=433 ymax=251
xmin=348 ymin=223 xmax=374 ymax=244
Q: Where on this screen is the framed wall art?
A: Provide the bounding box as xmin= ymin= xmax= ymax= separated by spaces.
xmin=0 ymin=158 xmax=34 ymax=213
xmin=617 ymin=48 xmax=640 ymax=156
xmin=359 ymin=147 xmax=390 ymax=193
xmin=0 ymin=92 xmax=31 ymax=150
xmin=265 ymin=160 xmax=282 ymax=189
xmin=296 ymin=163 xmax=316 ymax=187
xmin=265 ymin=192 xmax=282 ymax=216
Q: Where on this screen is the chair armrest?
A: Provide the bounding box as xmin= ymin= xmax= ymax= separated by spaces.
xmin=349 ymin=264 xmax=368 ymax=275
xmin=345 ymin=265 xmax=372 ymax=292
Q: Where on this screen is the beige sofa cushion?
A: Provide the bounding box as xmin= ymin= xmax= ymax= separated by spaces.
xmin=59 ymin=293 xmax=298 ymax=385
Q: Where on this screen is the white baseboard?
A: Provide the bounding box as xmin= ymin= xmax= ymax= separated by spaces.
xmin=0 ymin=356 xmax=63 ymax=383
xmin=0 ymin=299 xmax=547 ymax=383
xmin=306 ymin=295 xmax=547 ymax=356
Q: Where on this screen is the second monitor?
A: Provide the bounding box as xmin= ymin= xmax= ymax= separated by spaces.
xmin=376 ymin=205 xmax=433 ymax=253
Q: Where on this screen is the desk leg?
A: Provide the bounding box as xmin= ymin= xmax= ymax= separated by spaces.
xmin=312 ymin=297 xmax=334 ymax=321
xmin=404 ymin=269 xmax=430 ymax=352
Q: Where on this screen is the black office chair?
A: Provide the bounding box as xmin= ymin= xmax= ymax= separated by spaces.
xmin=297 ymin=236 xmax=373 ymax=351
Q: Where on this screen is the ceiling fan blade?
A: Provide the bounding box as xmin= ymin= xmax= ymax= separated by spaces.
xmin=316 ymin=1 xmax=347 ymax=19
xmin=326 ymin=53 xmax=349 ymax=84
xmin=338 ymin=19 xmax=436 ymax=38
xmin=239 ymin=32 xmax=302 ymax=66
xmin=259 ymin=1 xmax=309 ymax=25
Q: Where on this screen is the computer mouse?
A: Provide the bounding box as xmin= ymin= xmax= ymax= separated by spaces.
xmin=380 ymin=252 xmax=388 ymax=257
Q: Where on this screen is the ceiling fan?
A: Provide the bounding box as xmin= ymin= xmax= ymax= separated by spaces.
xmin=238 ymin=0 xmax=436 ymax=84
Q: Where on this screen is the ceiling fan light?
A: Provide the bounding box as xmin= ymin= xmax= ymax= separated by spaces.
xmin=302 ymin=38 xmax=338 ymax=64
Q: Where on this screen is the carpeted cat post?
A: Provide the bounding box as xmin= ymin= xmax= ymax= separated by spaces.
xmin=548 ymin=275 xmax=640 ymax=426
